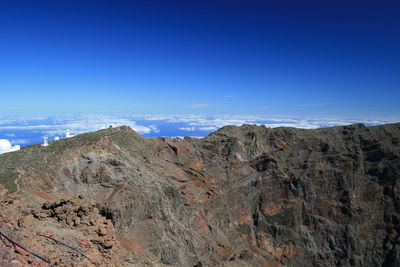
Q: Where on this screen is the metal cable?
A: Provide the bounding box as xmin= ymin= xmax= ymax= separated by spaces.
xmin=36 ymin=233 xmax=90 ymax=259
xmin=0 ymin=230 xmax=51 ymax=264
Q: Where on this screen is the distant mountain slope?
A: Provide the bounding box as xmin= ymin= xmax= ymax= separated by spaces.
xmin=0 ymin=123 xmax=399 ymax=266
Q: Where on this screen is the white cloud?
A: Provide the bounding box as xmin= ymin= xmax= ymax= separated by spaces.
xmin=179 ymin=127 xmax=196 ymax=131
xmin=0 ymin=119 xmax=16 ymax=125
xmin=178 ymin=126 xmax=217 ymax=131
xmin=0 ymin=116 xmax=159 ymax=136
xmin=198 ymin=126 xmax=218 ymax=131
xmin=5 ymin=133 xmax=16 ymax=137
xmin=0 ymin=125 xmax=56 ymax=130
xmin=125 ymin=114 xmax=398 ymax=132
xmin=11 ymin=139 xmax=29 ymax=145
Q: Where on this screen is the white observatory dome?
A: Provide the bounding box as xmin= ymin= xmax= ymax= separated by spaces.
xmin=0 ymin=139 xmax=12 ymax=151
xmin=0 ymin=139 xmax=12 ymax=154
xmin=0 ymin=139 xmax=20 ymax=154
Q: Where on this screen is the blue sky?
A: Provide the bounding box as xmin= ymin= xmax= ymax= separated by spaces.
xmin=0 ymin=0 xmax=399 ymax=118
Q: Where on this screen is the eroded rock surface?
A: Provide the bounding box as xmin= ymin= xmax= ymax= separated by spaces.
xmin=0 ymin=123 xmax=399 ymax=266
xmin=0 ymin=186 xmax=120 ymax=266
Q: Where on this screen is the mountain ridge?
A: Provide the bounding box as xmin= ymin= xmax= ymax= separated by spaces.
xmin=0 ymin=122 xmax=399 ymax=266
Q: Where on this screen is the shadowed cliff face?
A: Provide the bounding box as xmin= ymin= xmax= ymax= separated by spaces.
xmin=0 ymin=123 xmax=399 ymax=266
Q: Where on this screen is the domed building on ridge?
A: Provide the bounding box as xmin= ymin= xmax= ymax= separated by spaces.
xmin=0 ymin=139 xmax=20 ymax=154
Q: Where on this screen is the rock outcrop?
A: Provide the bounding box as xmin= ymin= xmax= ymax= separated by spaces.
xmin=0 ymin=186 xmax=120 ymax=266
xmin=0 ymin=123 xmax=399 ymax=266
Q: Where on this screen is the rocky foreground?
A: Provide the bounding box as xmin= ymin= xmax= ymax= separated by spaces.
xmin=0 ymin=123 xmax=399 ymax=266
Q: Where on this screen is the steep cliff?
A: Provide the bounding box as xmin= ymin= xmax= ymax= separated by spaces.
xmin=0 ymin=123 xmax=399 ymax=266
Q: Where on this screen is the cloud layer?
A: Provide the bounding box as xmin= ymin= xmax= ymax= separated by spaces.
xmin=133 ymin=114 xmax=398 ymax=131
xmin=0 ymin=114 xmax=398 ymax=148
xmin=0 ymin=115 xmax=159 ymax=136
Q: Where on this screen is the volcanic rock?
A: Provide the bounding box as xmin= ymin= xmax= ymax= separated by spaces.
xmin=0 ymin=123 xmax=399 ymax=266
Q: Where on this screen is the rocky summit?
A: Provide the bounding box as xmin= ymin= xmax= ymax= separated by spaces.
xmin=0 ymin=123 xmax=399 ymax=267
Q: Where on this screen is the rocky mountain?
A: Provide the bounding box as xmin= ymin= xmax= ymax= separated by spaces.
xmin=0 ymin=123 xmax=399 ymax=266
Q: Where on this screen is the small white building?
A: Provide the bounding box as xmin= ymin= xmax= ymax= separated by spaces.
xmin=66 ymin=129 xmax=75 ymax=138
xmin=42 ymin=136 xmax=49 ymax=147
xmin=0 ymin=139 xmax=20 ymax=154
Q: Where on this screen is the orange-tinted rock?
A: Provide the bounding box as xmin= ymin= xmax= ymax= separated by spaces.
xmin=216 ymin=246 xmax=235 ymax=261
xmin=233 ymin=214 xmax=252 ymax=225
xmin=80 ymin=240 xmax=90 ymax=247
xmin=14 ymin=246 xmax=29 ymax=256
xmin=262 ymin=259 xmax=281 ymax=267
xmin=118 ymin=235 xmax=146 ymax=255
xmin=256 ymin=232 xmax=299 ymax=261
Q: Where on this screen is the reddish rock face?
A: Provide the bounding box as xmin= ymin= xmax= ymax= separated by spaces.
xmin=0 ymin=123 xmax=399 ymax=266
xmin=0 ymin=194 xmax=120 ymax=266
